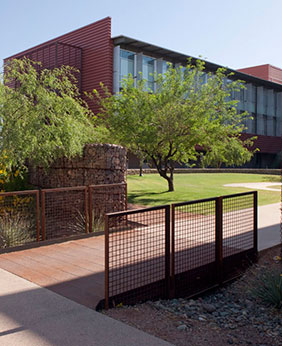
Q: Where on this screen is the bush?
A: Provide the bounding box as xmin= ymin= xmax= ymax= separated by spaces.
xmin=246 ymin=265 xmax=282 ymax=309
xmin=0 ymin=211 xmax=36 ymax=248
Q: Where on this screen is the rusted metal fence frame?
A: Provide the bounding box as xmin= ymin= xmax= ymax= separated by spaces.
xmin=171 ymin=191 xmax=258 ymax=295
xmin=0 ymin=189 xmax=40 ymax=243
xmin=221 ymin=191 xmax=258 ymax=281
xmin=105 ymin=191 xmax=258 ymax=308
xmin=104 ymin=204 xmax=170 ymax=309
xmin=41 ymin=186 xmax=88 ymax=241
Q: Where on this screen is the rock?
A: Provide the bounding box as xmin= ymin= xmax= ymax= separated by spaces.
xmin=202 ymin=303 xmax=216 ymax=313
xmin=198 ymin=316 xmax=206 ymax=321
xmin=177 ymin=324 xmax=189 ymax=331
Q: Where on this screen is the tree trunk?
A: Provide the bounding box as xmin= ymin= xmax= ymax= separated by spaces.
xmin=167 ymin=177 xmax=174 ymax=191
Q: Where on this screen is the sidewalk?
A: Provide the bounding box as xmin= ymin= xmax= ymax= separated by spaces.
xmin=0 ymin=268 xmax=172 ymax=346
xmin=258 ymin=202 xmax=280 ymax=251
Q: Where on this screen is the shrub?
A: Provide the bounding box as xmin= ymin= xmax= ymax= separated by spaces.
xmin=0 ymin=211 xmax=36 ymax=248
xmin=247 ymin=265 xmax=282 ymax=309
xmin=68 ymin=210 xmax=104 ymax=234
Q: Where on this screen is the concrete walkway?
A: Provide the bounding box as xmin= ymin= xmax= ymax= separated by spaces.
xmin=0 ymin=268 xmax=172 ymax=346
xmin=225 ymin=182 xmax=281 ymax=192
xmin=258 ymin=202 xmax=280 ymax=250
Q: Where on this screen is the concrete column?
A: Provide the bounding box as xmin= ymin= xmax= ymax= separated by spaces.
xmin=113 ymin=46 xmax=120 ymax=94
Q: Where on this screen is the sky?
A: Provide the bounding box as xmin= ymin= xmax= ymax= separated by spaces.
xmin=1 ymin=0 xmax=282 ymax=70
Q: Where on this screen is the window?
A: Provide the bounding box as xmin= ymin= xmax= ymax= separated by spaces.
xmin=273 ymin=116 xmax=277 ymax=136
xmin=120 ymin=50 xmax=135 ymax=86
xmin=142 ymin=56 xmax=155 ymax=91
xmin=162 ymin=60 xmax=170 ymax=74
xmin=263 ymin=115 xmax=267 ymax=135
xmin=263 ymin=89 xmax=268 ymax=115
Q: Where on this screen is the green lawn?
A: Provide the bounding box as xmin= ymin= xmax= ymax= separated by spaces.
xmin=127 ymin=173 xmax=281 ymax=207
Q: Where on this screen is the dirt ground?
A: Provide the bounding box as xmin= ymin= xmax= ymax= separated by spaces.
xmin=103 ymin=246 xmax=282 ymax=346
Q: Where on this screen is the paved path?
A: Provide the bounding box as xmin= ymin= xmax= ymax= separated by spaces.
xmin=0 ymin=268 xmax=172 ymax=346
xmin=0 ymin=236 xmax=106 ymax=310
xmin=224 ymin=182 xmax=281 ymax=192
xmin=258 ymin=202 xmax=280 ymax=250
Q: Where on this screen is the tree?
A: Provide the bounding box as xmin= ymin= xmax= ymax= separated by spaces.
xmin=0 ymin=58 xmax=98 ymax=175
xmin=95 ymin=60 xmax=255 ymax=192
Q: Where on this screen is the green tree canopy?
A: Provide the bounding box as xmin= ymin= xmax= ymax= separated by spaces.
xmin=95 ymin=60 xmax=255 ymax=191
xmin=0 ymin=58 xmax=98 ymax=175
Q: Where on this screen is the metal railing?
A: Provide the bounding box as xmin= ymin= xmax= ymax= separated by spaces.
xmin=0 ymin=183 xmax=127 ymax=250
xmin=105 ymin=191 xmax=257 ymax=308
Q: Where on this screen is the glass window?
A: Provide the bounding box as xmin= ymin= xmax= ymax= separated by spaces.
xmin=162 ymin=61 xmax=170 ymax=74
xmin=263 ymin=115 xmax=267 ymax=135
xmin=263 ymin=89 xmax=268 ymax=114
xmin=251 ymin=85 xmax=256 ymax=113
xmin=273 ymin=116 xmax=277 ymax=136
xmin=120 ymin=50 xmax=135 ymax=84
xmin=142 ymin=56 xmax=155 ymax=91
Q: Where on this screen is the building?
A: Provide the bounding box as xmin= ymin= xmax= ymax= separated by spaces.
xmin=238 ymin=64 xmax=282 ymax=85
xmin=5 ymin=17 xmax=282 ymax=168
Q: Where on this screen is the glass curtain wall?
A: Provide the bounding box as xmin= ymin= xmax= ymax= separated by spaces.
xmin=120 ymin=50 xmax=135 ymax=89
xmin=142 ymin=56 xmax=155 ymax=91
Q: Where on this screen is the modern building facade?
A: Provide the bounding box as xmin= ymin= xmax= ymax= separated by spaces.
xmin=5 ymin=17 xmax=282 ymax=168
xmin=238 ymin=64 xmax=282 ymax=85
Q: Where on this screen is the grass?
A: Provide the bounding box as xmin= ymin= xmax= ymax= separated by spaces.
xmin=127 ymin=173 xmax=281 ymax=207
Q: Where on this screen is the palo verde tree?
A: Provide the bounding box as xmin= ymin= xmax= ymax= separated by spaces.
xmin=0 ymin=58 xmax=98 ymax=176
xmin=95 ymin=60 xmax=255 ymax=192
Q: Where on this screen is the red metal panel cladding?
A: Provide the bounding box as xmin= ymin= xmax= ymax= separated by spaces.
xmin=240 ymin=133 xmax=282 ymax=154
xmin=5 ymin=17 xmax=113 ymax=114
xmin=238 ymin=64 xmax=282 ymax=85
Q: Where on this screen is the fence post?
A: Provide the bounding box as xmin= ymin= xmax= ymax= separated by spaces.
xmin=104 ymin=214 xmax=109 ymax=309
xmin=84 ymin=187 xmax=88 ymax=234
xmin=253 ymin=191 xmax=258 ymax=254
xmin=88 ymin=186 xmax=93 ymax=233
xmin=41 ymin=190 xmax=46 ymax=241
xmin=215 ymin=197 xmax=223 ymax=285
xmin=170 ymin=204 xmax=175 ymax=299
xmin=165 ymin=205 xmax=171 ymax=299
xmin=35 ymin=191 xmax=40 ymax=242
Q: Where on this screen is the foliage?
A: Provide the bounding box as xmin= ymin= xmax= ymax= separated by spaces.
xmin=246 ymin=266 xmax=282 ymax=309
xmin=95 ymin=60 xmax=255 ymax=191
xmin=68 ymin=209 xmax=104 ymax=234
xmin=0 ymin=210 xmax=35 ymax=248
xmin=0 ymin=58 xmax=98 ymax=176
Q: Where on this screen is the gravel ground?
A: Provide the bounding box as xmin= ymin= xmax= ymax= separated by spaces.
xmin=103 ymin=246 xmax=282 ymax=346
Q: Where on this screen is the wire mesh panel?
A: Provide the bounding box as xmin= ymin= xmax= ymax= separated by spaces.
xmin=172 ymin=199 xmax=217 ymax=297
xmin=89 ymin=183 xmax=127 ymax=234
xmin=222 ymin=192 xmax=257 ymax=279
xmin=42 ymin=186 xmax=87 ymax=240
xmin=0 ymin=190 xmax=40 ymax=249
xmin=105 ymin=205 xmax=170 ymax=308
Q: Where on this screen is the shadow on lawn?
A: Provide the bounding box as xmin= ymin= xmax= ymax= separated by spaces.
xmin=128 ymin=191 xmax=174 ymax=206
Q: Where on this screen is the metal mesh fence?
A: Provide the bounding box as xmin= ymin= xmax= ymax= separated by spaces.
xmin=222 ymin=193 xmax=255 ymax=258
xmin=0 ymin=190 xmax=40 ymax=249
xmin=105 ymin=205 xmax=170 ymax=308
xmin=89 ymin=183 xmax=127 ymax=234
xmin=42 ymin=186 xmax=88 ymax=240
xmin=172 ymin=199 xmax=217 ymax=297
